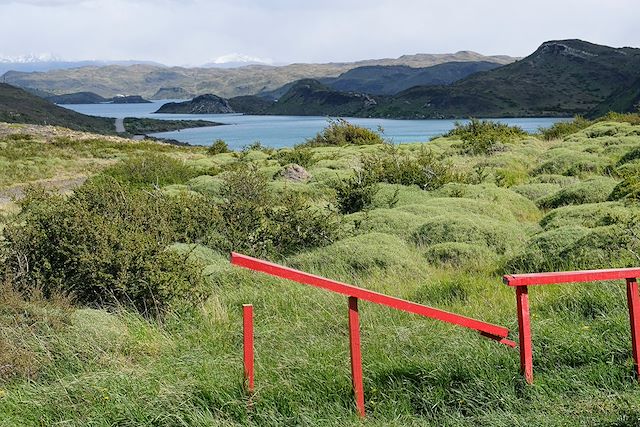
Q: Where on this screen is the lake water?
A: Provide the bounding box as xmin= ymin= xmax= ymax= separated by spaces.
xmin=64 ymin=101 xmax=570 ymax=149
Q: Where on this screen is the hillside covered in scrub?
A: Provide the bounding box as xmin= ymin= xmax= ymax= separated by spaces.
xmin=1 ymin=115 xmax=640 ymax=425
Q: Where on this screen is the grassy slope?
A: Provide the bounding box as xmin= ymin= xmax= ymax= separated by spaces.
xmin=0 ymin=83 xmax=116 ymax=134
xmin=2 ymin=121 xmax=640 ymax=425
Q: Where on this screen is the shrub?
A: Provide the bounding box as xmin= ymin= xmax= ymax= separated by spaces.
xmin=290 ymin=232 xmax=421 ymax=276
xmin=512 ymin=183 xmax=561 ymax=202
xmin=432 ymin=183 xmax=540 ymax=221
xmin=616 ymin=147 xmax=640 ymax=166
xmin=272 ymin=147 xmax=317 ymax=168
xmin=424 ymin=242 xmax=497 ymax=269
xmin=505 ymin=226 xmax=592 ymax=273
xmin=537 ymin=177 xmax=619 ymax=209
xmin=206 ymin=139 xmax=230 ymax=155
xmin=609 ymin=174 xmax=640 ymax=202
xmin=444 ymin=119 xmax=527 ymax=155
xmin=539 ymin=116 xmax=592 ymax=140
xmin=103 ymin=153 xmax=199 ymax=188
xmin=533 ymin=149 xmax=606 ymax=176
xmin=540 ymin=202 xmax=637 ymax=230
xmin=559 ymin=224 xmax=640 ymax=270
xmin=214 ymin=164 xmax=341 ymax=257
xmin=303 ymin=118 xmax=385 ymax=147
xmin=334 ymin=169 xmax=379 ymax=214
xmin=361 ymin=146 xmax=466 ymax=190
xmin=1 ymin=178 xmax=213 ymax=314
xmin=494 ymin=167 xmax=529 ymax=187
xmin=598 ymin=112 xmax=640 ymax=126
xmin=411 ymin=214 xmax=528 ymax=255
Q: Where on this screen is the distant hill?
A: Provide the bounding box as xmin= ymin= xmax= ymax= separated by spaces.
xmin=47 ymin=92 xmax=108 ymax=104
xmin=155 ymin=94 xmax=234 ymax=114
xmin=267 ymin=79 xmax=378 ymax=116
xmin=321 ymin=61 xmax=501 ymax=95
xmin=1 ymin=52 xmax=517 ymax=99
xmin=150 ymin=87 xmax=194 ymax=100
xmin=589 ymin=77 xmax=640 ymax=117
xmin=373 ymin=40 xmax=640 ymax=118
xmin=0 ymin=83 xmax=115 ymax=133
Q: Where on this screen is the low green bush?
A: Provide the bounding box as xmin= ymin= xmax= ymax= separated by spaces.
xmin=361 ymin=146 xmax=466 ymax=190
xmin=290 ymin=232 xmax=421 ymax=276
xmin=102 ymin=153 xmax=199 ymax=188
xmin=206 ymin=139 xmax=230 ymax=155
xmin=537 ymin=177 xmax=619 ymax=209
xmin=346 ymin=208 xmax=427 ymax=238
xmin=1 ymin=178 xmax=214 ymax=314
xmin=411 ymin=214 xmax=528 ymax=255
xmin=540 ymin=202 xmax=637 ymax=229
xmin=424 ymin=242 xmax=497 ymax=269
xmin=505 ymin=226 xmax=592 ymax=273
xmin=444 ymin=119 xmax=527 ymax=155
xmin=533 ymin=149 xmax=607 ymax=176
xmin=272 ymin=147 xmax=317 ymax=168
xmin=560 ymin=224 xmax=640 ymax=269
xmin=334 ymin=170 xmax=379 ymax=214
xmin=539 ymin=117 xmax=592 ymax=140
xmin=214 ymin=163 xmax=342 ymax=257
xmin=303 ymin=118 xmax=385 ymax=147
xmin=431 ymin=183 xmax=540 ymax=221
xmin=512 ymin=183 xmax=561 ymax=202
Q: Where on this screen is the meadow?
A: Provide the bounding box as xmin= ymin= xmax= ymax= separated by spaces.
xmin=1 ymin=116 xmax=640 ymax=426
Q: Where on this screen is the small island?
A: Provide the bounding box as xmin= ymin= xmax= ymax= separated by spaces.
xmin=155 ymin=94 xmax=235 ymax=114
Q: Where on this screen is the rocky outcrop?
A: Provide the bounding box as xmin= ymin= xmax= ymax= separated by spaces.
xmin=278 ymin=164 xmax=312 ymax=182
xmin=155 ymin=94 xmax=235 ymax=114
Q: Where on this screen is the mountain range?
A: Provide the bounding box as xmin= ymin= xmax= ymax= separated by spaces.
xmin=1 ymin=51 xmax=516 ymax=99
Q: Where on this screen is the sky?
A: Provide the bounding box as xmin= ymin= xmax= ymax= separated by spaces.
xmin=1 ymin=0 xmax=639 ymax=66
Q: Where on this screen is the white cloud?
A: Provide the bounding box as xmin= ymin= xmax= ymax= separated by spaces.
xmin=0 ymin=0 xmax=637 ymax=65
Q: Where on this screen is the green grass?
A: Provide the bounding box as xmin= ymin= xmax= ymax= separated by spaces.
xmin=2 ymin=118 xmax=640 ymax=425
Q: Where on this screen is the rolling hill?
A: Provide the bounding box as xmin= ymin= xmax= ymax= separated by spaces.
xmin=0 ymin=83 xmax=115 ymax=133
xmin=373 ymin=39 xmax=640 ymax=118
xmin=1 ymin=52 xmax=517 ymax=99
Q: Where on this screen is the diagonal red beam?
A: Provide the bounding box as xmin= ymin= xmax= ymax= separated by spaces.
xmin=503 ymin=268 xmax=640 ymax=287
xmin=231 ymin=252 xmax=513 ymax=344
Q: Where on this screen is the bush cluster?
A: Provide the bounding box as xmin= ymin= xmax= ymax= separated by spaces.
xmin=272 ymin=146 xmax=317 ymax=168
xmin=1 ymin=178 xmax=214 ymax=315
xmin=303 ymin=118 xmax=385 ymax=147
xmin=206 ymin=139 xmax=230 ymax=155
xmin=539 ymin=116 xmax=592 ymax=140
xmin=102 ymin=153 xmax=200 ymax=188
xmin=444 ymin=119 xmax=527 ymax=154
xmin=213 ymin=163 xmax=342 ymax=256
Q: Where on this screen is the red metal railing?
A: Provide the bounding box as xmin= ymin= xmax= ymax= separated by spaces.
xmin=503 ymin=267 xmax=640 ymax=384
xmin=231 ymin=252 xmax=515 ymax=417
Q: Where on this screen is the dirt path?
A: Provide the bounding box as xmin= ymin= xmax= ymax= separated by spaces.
xmin=115 ymin=118 xmax=125 ymax=133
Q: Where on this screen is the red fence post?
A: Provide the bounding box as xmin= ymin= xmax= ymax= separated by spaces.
xmin=243 ymin=304 xmax=255 ymax=393
xmin=348 ymin=296 xmax=365 ymax=418
xmin=626 ymin=278 xmax=640 ymax=380
xmin=515 ymin=286 xmax=533 ymax=384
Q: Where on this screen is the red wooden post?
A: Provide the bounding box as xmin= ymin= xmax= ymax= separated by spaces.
xmin=348 ymin=296 xmax=365 ymax=418
xmin=515 ymin=286 xmax=533 ymax=384
xmin=626 ymin=278 xmax=640 ymax=380
xmin=243 ymin=304 xmax=255 ymax=393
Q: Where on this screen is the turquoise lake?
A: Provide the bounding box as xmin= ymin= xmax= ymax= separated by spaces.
xmin=64 ymin=101 xmax=570 ymax=149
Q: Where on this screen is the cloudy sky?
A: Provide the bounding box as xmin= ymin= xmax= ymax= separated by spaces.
xmin=1 ymin=0 xmax=639 ymax=65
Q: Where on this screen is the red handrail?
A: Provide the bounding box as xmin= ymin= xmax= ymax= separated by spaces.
xmin=503 ymin=267 xmax=640 ymax=384
xmin=231 ymin=252 xmax=516 ymax=417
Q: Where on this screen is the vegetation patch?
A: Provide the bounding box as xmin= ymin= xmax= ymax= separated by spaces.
xmin=411 ymin=213 xmax=528 ymax=255
xmin=424 ymin=242 xmax=497 ymax=269
xmin=302 ymin=118 xmax=385 ymax=147
xmin=443 ymin=119 xmax=527 ymax=155
xmin=537 ymin=177 xmax=619 ymax=209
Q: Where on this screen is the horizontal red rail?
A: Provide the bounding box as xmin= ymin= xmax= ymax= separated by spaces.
xmin=504 ymin=268 xmax=640 ymax=287
xmin=231 ymin=252 xmax=513 ymax=345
